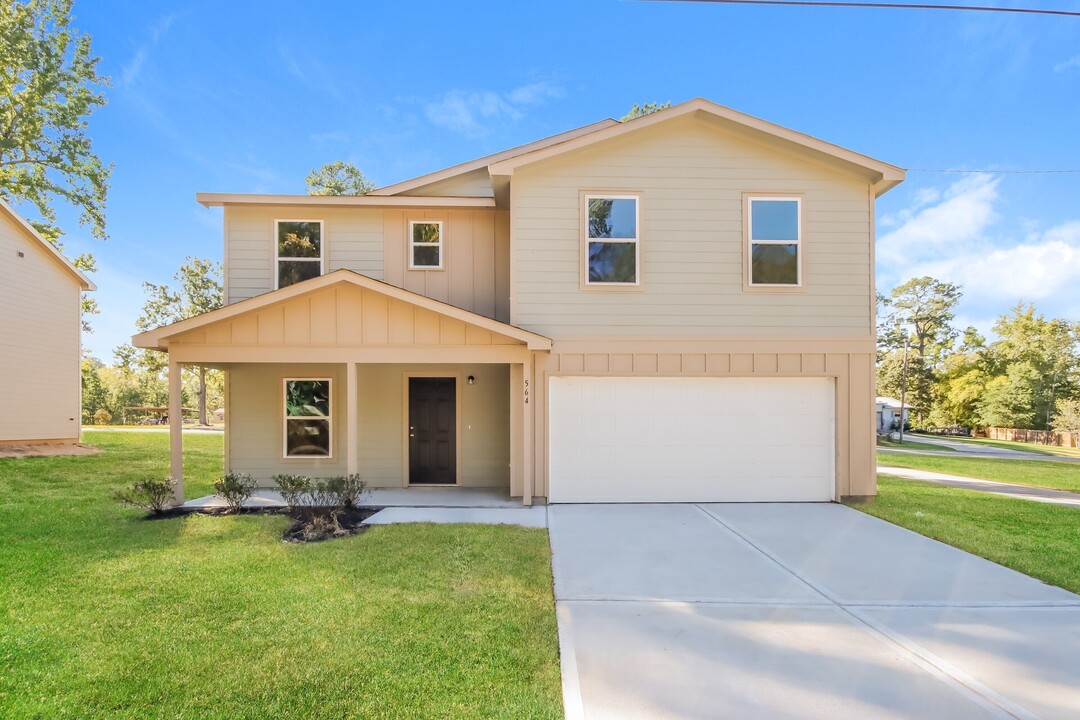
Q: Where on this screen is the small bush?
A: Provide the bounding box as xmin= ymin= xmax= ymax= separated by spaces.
xmin=214 ymin=472 xmax=256 ymax=513
xmin=113 ymin=477 xmax=177 ymax=515
xmin=93 ymin=409 xmax=112 ymax=425
xmin=273 ymin=474 xmax=312 ymax=508
xmin=326 ymin=474 xmax=367 ymax=508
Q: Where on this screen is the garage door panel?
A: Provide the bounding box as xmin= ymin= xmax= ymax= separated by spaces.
xmin=549 ymin=377 xmax=835 ymax=503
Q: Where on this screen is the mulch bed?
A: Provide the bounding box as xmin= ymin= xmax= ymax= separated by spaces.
xmin=141 ymin=505 xmax=384 ymax=543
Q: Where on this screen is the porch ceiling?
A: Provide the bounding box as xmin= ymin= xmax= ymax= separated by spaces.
xmin=132 ymin=270 xmax=550 ymax=363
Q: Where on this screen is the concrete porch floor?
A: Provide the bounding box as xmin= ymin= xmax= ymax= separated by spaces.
xmin=182 ymin=487 xmax=546 ymax=528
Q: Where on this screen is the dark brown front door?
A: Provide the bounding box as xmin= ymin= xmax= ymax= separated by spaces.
xmin=408 ymin=377 xmax=456 ymax=485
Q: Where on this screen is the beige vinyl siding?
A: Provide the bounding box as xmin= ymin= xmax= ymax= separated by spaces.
xmin=224 ymin=206 xmax=509 ymax=320
xmin=0 ymin=212 xmax=82 ymax=442
xmin=510 ymin=115 xmax=874 ymax=338
xmin=397 ymin=168 xmax=493 ymax=198
xmin=382 ymin=208 xmax=508 ymax=320
xmin=224 ymin=206 xmax=385 ymax=304
xmin=227 ymin=363 xmax=509 ymax=487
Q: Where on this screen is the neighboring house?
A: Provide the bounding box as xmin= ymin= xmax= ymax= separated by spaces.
xmin=134 ymin=99 xmax=903 ymax=504
xmin=876 ymin=396 xmax=913 ymax=434
xmin=0 ymin=198 xmax=95 ymax=445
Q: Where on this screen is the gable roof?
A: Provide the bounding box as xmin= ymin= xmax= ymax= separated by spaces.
xmin=367 ymin=119 xmax=621 ymax=198
xmin=483 ymin=99 xmax=905 ymax=196
xmin=133 ymin=269 xmax=552 ymax=351
xmin=0 ymin=198 xmax=96 ymax=291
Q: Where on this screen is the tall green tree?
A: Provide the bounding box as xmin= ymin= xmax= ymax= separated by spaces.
xmin=1 ymin=0 xmax=111 ymax=331
xmin=0 ymin=0 xmax=111 ymax=239
xmin=621 ymin=101 xmax=671 ymax=121
xmin=306 ymin=160 xmax=374 ymax=196
xmin=136 ymin=257 xmax=223 ymax=425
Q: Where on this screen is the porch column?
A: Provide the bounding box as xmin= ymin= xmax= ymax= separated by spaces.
xmin=346 ymin=361 xmax=358 ymax=476
xmin=522 ymin=354 xmax=534 ymax=507
xmin=168 ymin=358 xmax=184 ymax=505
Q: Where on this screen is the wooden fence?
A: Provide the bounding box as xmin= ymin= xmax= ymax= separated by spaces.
xmin=979 ymin=426 xmax=1078 ymax=448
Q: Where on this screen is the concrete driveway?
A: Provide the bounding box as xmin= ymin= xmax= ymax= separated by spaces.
xmin=549 ymin=503 xmax=1080 ymax=719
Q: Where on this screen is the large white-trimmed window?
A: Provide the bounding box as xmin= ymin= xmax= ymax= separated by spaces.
xmin=276 ymin=220 xmax=323 ymax=288
xmin=408 ymin=220 xmax=443 ymax=269
xmin=283 ymin=379 xmax=332 ymax=458
xmin=584 ymin=194 xmax=639 ymax=285
xmin=746 ymin=196 xmax=801 ymax=287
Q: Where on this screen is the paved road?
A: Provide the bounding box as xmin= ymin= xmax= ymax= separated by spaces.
xmin=879 ymin=434 xmax=1080 ymax=463
xmin=549 ymin=503 xmax=1080 ymax=719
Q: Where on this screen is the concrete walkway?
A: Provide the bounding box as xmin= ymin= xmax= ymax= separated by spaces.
xmin=877 ymin=466 xmax=1080 ymax=507
xmin=549 ymin=503 xmax=1080 ymax=719
xmin=182 ymin=487 xmax=546 ymax=527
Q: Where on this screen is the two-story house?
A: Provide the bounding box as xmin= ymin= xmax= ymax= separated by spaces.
xmin=134 ymin=99 xmax=903 ymax=505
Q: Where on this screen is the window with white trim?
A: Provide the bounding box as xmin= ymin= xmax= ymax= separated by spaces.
xmin=283 ymin=379 xmax=332 ymax=458
xmin=747 ymin=197 xmax=801 ymax=286
xmin=409 ymin=220 xmax=443 ymax=269
xmin=585 ymin=195 xmax=639 ymax=285
xmin=277 ymin=220 xmax=323 ymax=288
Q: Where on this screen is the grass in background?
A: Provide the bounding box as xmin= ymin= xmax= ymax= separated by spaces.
xmin=0 ymin=430 xmax=562 ymax=719
xmin=876 ymin=453 xmax=1080 ymax=494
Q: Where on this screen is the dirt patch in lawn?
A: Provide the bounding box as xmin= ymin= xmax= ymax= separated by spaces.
xmin=0 ymin=442 xmax=102 ymax=459
xmin=141 ymin=505 xmax=383 ymax=543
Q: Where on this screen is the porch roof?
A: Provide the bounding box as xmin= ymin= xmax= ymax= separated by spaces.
xmin=133 ymin=270 xmax=552 ymax=360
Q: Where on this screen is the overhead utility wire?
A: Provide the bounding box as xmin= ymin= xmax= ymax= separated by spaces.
xmin=649 ymin=0 xmax=1080 ymax=17
xmin=909 ymin=168 xmax=1080 ymax=174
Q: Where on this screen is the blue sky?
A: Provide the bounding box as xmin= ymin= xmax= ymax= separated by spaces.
xmin=35 ymin=0 xmax=1080 ymax=360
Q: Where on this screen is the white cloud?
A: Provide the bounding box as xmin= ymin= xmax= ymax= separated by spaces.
xmin=1054 ymin=54 xmax=1080 ymax=72
xmin=876 ymin=175 xmax=999 ymax=265
xmin=120 ymin=13 xmax=176 ymax=88
xmin=424 ymin=82 xmax=564 ymax=137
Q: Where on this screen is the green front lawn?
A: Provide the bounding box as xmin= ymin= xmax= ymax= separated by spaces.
xmin=877 ymin=452 xmax=1080 ymax=494
xmin=852 ymin=478 xmax=1080 ymax=594
xmin=0 ymin=431 xmax=562 ymax=719
xmin=876 ymin=436 xmax=953 ymax=453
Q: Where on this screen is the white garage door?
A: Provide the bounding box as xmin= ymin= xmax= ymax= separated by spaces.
xmin=548 ymin=376 xmax=835 ymax=503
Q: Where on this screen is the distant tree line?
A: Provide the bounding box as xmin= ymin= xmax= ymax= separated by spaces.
xmin=877 ymin=276 xmax=1080 ymax=437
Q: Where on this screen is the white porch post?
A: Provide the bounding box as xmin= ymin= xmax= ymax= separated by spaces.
xmin=346 ymin=361 xmax=358 ymax=476
xmin=168 ymin=358 xmax=184 ymax=505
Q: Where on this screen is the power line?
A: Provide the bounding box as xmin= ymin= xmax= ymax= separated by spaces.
xmin=646 ymin=0 xmax=1080 ymax=17
xmin=909 ymin=168 xmax=1080 ymax=174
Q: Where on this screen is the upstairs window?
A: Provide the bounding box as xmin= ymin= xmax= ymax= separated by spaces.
xmin=277 ymin=220 xmax=323 ymax=288
xmin=284 ymin=379 xmax=332 ymax=458
xmin=585 ymin=195 xmax=639 ymax=285
xmin=409 ymin=220 xmax=443 ymax=269
xmin=747 ymin=197 xmax=801 ymax=287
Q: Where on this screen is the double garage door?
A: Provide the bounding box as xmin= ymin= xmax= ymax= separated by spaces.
xmin=548 ymin=376 xmax=835 ymax=503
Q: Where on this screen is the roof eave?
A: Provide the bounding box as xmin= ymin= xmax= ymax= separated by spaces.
xmin=195 ymin=193 xmax=495 ymax=209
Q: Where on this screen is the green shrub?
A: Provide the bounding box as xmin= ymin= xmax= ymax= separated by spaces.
xmin=272 ymin=474 xmax=312 ymax=509
xmin=113 ymin=477 xmax=177 ymax=515
xmin=213 ymin=472 xmax=256 ymax=513
xmin=93 ymin=408 xmax=112 ymax=425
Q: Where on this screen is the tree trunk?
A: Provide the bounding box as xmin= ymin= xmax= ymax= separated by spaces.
xmin=198 ymin=365 xmax=208 ymax=426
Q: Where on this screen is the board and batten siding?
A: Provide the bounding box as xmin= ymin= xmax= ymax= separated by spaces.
xmin=509 ymin=115 xmax=875 ymax=338
xmin=223 ymin=206 xmax=510 ymax=322
xmin=226 ymin=363 xmax=510 ymax=487
xmin=0 ymin=212 xmax=82 ymax=443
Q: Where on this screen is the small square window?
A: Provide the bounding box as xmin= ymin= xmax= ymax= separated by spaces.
xmin=747 ymin=197 xmax=801 ymax=286
xmin=277 ymin=220 xmax=323 ymax=288
xmin=409 ymin=221 xmax=443 ymax=269
xmin=284 ymin=379 xmax=331 ymax=458
xmin=585 ymin=196 xmax=639 ymax=285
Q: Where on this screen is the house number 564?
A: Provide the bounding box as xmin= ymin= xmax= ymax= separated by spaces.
xmin=524 ymin=379 xmax=529 ymax=405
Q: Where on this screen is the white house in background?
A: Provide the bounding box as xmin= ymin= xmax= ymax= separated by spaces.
xmin=0 ymin=198 xmax=95 ymax=445
xmin=876 ymin=396 xmax=913 ymax=434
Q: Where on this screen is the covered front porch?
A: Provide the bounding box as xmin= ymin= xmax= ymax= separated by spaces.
xmin=133 ymin=270 xmax=550 ymax=507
